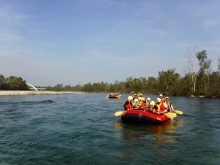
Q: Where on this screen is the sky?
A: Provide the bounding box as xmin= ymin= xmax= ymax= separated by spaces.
xmin=0 ymin=0 xmax=220 ymax=87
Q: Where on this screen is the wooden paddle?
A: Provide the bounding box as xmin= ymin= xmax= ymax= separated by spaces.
xmin=173 ymin=110 xmax=183 ymax=115
xmin=113 ymin=111 xmax=124 ymax=116
xmin=164 ymin=112 xmax=177 ymax=119
xmin=171 ymin=105 xmax=183 ymax=115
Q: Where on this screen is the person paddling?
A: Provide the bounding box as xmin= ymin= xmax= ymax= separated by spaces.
xmin=123 ymin=96 xmax=133 ymax=110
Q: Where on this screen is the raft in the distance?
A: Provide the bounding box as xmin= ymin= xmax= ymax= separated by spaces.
xmin=120 ymin=109 xmax=170 ymax=124
xmin=106 ymin=93 xmax=121 ymax=98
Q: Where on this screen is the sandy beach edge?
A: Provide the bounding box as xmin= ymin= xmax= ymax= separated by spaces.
xmin=0 ymin=90 xmax=84 ymax=95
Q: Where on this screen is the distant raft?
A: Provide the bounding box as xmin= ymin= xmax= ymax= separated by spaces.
xmin=106 ymin=93 xmax=121 ymax=99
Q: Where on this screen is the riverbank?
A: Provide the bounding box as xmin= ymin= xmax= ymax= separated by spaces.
xmin=0 ymin=90 xmax=84 ymax=95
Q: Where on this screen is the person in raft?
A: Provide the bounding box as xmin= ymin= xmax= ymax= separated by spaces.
xmin=165 ymin=97 xmax=173 ymax=112
xmin=123 ymin=96 xmax=133 ymax=110
xmin=159 ymin=94 xmax=164 ymax=99
xmin=152 ymin=98 xmax=167 ymax=114
xmin=147 ymin=101 xmax=156 ymax=113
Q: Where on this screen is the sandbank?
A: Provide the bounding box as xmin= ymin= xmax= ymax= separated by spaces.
xmin=0 ymin=90 xmax=83 ymax=96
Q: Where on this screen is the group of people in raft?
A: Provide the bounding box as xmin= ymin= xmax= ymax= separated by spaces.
xmin=123 ymin=93 xmax=173 ymax=115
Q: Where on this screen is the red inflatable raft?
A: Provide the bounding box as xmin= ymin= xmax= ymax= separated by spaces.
xmin=120 ymin=109 xmax=170 ymax=124
xmin=106 ymin=93 xmax=121 ymax=98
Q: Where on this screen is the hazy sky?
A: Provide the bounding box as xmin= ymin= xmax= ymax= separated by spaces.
xmin=1 ymin=0 xmax=220 ymax=86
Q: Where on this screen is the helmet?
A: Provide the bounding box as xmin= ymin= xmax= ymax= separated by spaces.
xmin=147 ymin=97 xmax=150 ymax=101
xmin=138 ymin=93 xmax=143 ymax=97
xmin=128 ymin=96 xmax=133 ymax=100
xmin=138 ymin=97 xmax=142 ymax=100
xmin=157 ymin=98 xmax=161 ymax=103
xmin=150 ymin=101 xmax=155 ymax=106
xmin=159 ymin=94 xmax=163 ymax=97
xmin=141 ymin=97 xmax=146 ymax=101
xmin=134 ymin=98 xmax=138 ymax=102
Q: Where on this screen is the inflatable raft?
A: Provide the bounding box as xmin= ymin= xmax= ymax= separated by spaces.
xmin=106 ymin=93 xmax=121 ymax=98
xmin=120 ymin=109 xmax=170 ymax=124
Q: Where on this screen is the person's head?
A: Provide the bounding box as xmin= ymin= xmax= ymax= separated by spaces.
xmin=166 ymin=97 xmax=169 ymax=100
xmin=138 ymin=97 xmax=142 ymax=101
xmin=159 ymin=94 xmax=163 ymax=98
xmin=138 ymin=93 xmax=143 ymax=97
xmin=150 ymin=101 xmax=155 ymax=106
xmin=134 ymin=98 xmax=138 ymax=103
xmin=128 ymin=96 xmax=133 ymax=101
xmin=147 ymin=97 xmax=150 ymax=101
xmin=157 ymin=98 xmax=161 ymax=103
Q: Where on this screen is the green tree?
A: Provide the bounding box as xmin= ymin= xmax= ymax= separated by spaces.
xmin=196 ymin=50 xmax=212 ymax=94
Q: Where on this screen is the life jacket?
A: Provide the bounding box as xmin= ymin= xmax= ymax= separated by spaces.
xmin=153 ymin=104 xmax=161 ymax=114
xmin=136 ymin=100 xmax=142 ymax=107
xmin=141 ymin=101 xmax=147 ymax=109
xmin=159 ymin=102 xmax=166 ymax=113
xmin=124 ymin=100 xmax=133 ymax=110
xmin=153 ymin=103 xmax=167 ymax=114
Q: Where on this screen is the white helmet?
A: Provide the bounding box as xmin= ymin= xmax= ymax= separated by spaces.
xmin=128 ymin=96 xmax=133 ymax=100
xmin=134 ymin=98 xmax=138 ymax=102
xmin=150 ymin=101 xmax=155 ymax=106
xmin=147 ymin=97 xmax=150 ymax=101
xmin=157 ymin=98 xmax=161 ymax=103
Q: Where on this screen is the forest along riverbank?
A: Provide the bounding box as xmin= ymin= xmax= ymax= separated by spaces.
xmin=0 ymin=91 xmax=84 ymax=95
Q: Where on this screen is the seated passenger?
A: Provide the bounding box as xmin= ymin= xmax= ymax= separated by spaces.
xmin=165 ymin=97 xmax=172 ymax=112
xmin=140 ymin=97 xmax=147 ymax=110
xmin=146 ymin=97 xmax=151 ymax=107
xmin=153 ymin=98 xmax=166 ymax=114
xmin=147 ymin=101 xmax=155 ymax=113
xmin=123 ymin=96 xmax=133 ymax=110
xmin=132 ymin=98 xmax=139 ymax=109
xmin=136 ymin=97 xmax=143 ymax=109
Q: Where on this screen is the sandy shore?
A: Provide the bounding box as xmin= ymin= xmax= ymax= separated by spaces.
xmin=0 ymin=90 xmax=83 ymax=95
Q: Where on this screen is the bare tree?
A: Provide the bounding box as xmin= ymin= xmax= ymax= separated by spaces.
xmin=185 ymin=47 xmax=197 ymax=93
xmin=218 ymin=54 xmax=220 ymax=74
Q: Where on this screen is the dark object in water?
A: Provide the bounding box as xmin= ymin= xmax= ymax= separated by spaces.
xmin=43 ymin=100 xmax=53 ymax=102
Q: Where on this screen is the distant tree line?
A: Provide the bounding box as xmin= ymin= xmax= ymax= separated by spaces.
xmin=0 ymin=75 xmax=28 ymax=90
xmin=1 ymin=49 xmax=220 ymax=97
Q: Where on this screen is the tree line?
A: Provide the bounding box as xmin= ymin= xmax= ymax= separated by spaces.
xmin=0 ymin=75 xmax=28 ymax=90
xmin=1 ymin=49 xmax=220 ymax=97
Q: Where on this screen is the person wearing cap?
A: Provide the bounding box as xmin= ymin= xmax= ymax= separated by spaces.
xmin=165 ymin=97 xmax=172 ymax=112
xmin=136 ymin=97 xmax=143 ymax=108
xmin=159 ymin=94 xmax=163 ymax=99
xmin=140 ymin=97 xmax=147 ymax=110
xmin=153 ymin=98 xmax=166 ymax=114
xmin=132 ymin=98 xmax=139 ymax=109
xmin=147 ymin=101 xmax=156 ymax=113
xmin=123 ymin=96 xmax=133 ymax=110
xmin=146 ymin=97 xmax=151 ymax=107
xmin=132 ymin=93 xmax=138 ymax=100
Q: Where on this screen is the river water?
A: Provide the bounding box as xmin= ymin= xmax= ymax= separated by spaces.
xmin=0 ymin=93 xmax=220 ymax=165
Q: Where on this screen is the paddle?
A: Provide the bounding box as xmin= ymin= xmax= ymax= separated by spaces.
xmin=113 ymin=111 xmax=124 ymax=116
xmin=173 ymin=110 xmax=183 ymax=115
xmin=171 ymin=105 xmax=183 ymax=115
xmin=164 ymin=112 xmax=177 ymax=119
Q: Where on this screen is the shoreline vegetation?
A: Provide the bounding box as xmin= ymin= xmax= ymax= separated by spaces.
xmin=0 ymin=90 xmax=84 ymax=96
xmin=0 ymin=91 xmax=219 ymax=99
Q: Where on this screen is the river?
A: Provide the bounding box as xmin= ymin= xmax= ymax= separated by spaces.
xmin=0 ymin=93 xmax=219 ymax=165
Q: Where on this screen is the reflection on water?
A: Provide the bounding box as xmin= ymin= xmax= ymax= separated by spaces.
xmin=114 ymin=117 xmax=183 ymax=144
